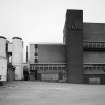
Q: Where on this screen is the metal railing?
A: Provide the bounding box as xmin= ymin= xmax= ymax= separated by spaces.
xmin=30 ymin=63 xmax=66 ymax=72
xmin=83 ymin=41 xmax=105 ymax=49
xmin=83 ymin=64 xmax=105 ymax=70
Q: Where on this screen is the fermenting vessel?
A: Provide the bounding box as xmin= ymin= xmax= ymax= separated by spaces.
xmin=0 ymin=36 xmax=7 ymax=82
xmin=12 ymin=37 xmax=23 ymax=80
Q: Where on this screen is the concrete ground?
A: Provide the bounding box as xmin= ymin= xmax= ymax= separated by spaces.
xmin=0 ymin=81 xmax=105 ymax=105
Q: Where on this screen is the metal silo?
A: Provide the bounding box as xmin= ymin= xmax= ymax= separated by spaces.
xmin=0 ymin=36 xmax=7 ymax=82
xmin=12 ymin=37 xmax=23 ymax=80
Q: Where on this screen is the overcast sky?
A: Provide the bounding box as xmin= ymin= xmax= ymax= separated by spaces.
xmin=0 ymin=0 xmax=105 ymax=45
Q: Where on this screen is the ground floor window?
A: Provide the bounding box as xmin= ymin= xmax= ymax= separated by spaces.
xmin=84 ymin=74 xmax=105 ymax=84
xmin=30 ymin=63 xmax=67 ymax=82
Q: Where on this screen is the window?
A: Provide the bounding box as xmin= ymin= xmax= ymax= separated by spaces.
xmin=35 ymin=44 xmax=38 ymax=48
xmin=0 ymin=75 xmax=1 ymax=80
xmin=44 ymin=66 xmax=48 ymax=70
xmin=34 ymin=59 xmax=38 ymax=63
xmin=34 ymin=52 xmax=38 ymax=56
xmin=49 ymin=66 xmax=52 ymax=70
xmin=53 ymin=66 xmax=57 ymax=70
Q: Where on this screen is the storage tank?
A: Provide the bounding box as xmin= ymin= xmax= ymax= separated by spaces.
xmin=0 ymin=36 xmax=7 ymax=82
xmin=12 ymin=37 xmax=23 ymax=80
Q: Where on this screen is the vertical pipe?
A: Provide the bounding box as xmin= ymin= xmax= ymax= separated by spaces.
xmin=26 ymin=46 xmax=28 ymax=63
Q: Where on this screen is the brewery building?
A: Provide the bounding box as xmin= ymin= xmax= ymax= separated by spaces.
xmin=29 ymin=9 xmax=105 ymax=84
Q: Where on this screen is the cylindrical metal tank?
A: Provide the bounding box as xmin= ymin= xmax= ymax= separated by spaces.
xmin=0 ymin=36 xmax=7 ymax=82
xmin=12 ymin=37 xmax=23 ymax=80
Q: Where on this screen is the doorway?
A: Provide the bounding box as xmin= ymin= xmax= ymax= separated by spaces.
xmin=23 ymin=71 xmax=29 ymax=81
xmin=35 ymin=70 xmax=37 ymax=80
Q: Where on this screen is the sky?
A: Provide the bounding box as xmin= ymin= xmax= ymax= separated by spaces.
xmin=0 ymin=0 xmax=105 ymax=45
xmin=0 ymin=0 xmax=105 ymax=62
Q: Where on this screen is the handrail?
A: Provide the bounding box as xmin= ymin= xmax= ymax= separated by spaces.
xmin=83 ymin=41 xmax=105 ymax=48
xmin=84 ymin=64 xmax=105 ymax=70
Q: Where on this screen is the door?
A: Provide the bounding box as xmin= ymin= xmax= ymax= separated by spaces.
xmin=35 ymin=70 xmax=37 ymax=80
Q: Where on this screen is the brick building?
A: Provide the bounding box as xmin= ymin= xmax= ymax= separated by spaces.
xmin=29 ymin=9 xmax=105 ymax=84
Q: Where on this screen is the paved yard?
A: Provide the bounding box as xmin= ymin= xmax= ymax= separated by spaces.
xmin=0 ymin=81 xmax=105 ymax=105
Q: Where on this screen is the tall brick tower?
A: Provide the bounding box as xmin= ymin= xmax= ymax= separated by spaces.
xmin=63 ymin=9 xmax=83 ymax=83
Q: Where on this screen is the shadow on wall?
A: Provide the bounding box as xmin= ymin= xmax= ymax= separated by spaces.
xmin=23 ymin=66 xmax=29 ymax=81
xmin=7 ymin=63 xmax=15 ymax=81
